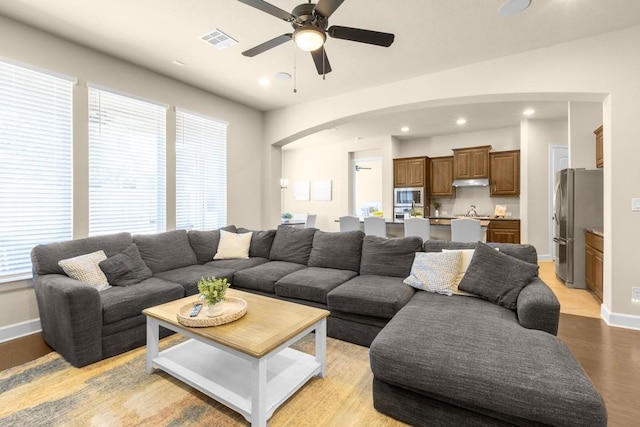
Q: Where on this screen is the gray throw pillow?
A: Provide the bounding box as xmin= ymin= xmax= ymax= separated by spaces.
xmin=237 ymin=228 xmax=276 ymax=259
xmin=359 ymin=235 xmax=423 ymax=278
xmin=308 ymin=230 xmax=365 ymax=272
xmin=269 ymin=225 xmax=317 ymax=265
xmin=458 ymin=241 xmax=539 ymax=309
xmin=98 ymin=244 xmax=152 ymax=286
xmin=187 ymin=225 xmax=237 ymax=264
xmin=133 ymin=230 xmax=197 ymax=273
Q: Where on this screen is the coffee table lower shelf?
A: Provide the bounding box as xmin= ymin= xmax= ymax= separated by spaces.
xmin=151 ymin=339 xmax=321 ymax=423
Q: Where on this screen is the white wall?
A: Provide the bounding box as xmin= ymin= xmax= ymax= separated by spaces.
xmin=0 ymin=17 xmax=264 ymax=333
xmin=568 ymin=102 xmax=603 ymax=169
xmin=520 ymin=120 xmax=568 ymax=258
xmin=266 ymin=26 xmax=640 ymax=329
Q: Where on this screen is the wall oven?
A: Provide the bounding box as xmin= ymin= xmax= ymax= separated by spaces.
xmin=394 ymin=187 xmax=424 ymax=207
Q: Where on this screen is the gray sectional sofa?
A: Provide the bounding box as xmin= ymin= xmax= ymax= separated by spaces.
xmin=30 ymin=225 xmax=607 ymax=426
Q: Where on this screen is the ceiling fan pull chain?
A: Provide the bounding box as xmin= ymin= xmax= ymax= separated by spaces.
xmin=323 ymin=47 xmax=326 ymax=80
xmin=293 ymin=42 xmax=298 ymax=93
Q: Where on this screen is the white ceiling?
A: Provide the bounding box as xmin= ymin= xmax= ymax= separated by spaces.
xmin=0 ymin=0 xmax=638 ymax=140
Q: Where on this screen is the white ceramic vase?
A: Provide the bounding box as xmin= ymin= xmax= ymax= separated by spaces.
xmin=206 ymin=302 xmax=224 ymax=317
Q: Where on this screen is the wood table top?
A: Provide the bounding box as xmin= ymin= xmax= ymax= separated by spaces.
xmin=143 ymin=288 xmax=329 ymax=358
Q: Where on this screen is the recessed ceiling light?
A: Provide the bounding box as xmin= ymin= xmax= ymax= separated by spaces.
xmin=400 ymin=126 xmax=410 ymax=132
xmin=172 ymin=60 xmax=185 ymax=67
xmin=258 ymin=77 xmax=271 ymax=87
xmin=275 ymin=72 xmax=291 ymax=81
xmin=456 ymin=118 xmax=467 ymax=125
xmin=523 ymin=108 xmax=536 ymax=116
xmin=498 ymin=0 xmax=531 ymax=16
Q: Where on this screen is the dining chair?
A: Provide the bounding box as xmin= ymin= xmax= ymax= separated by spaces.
xmin=450 ymin=218 xmax=482 ymax=242
xmin=404 ymin=217 xmax=431 ymax=241
xmin=364 ymin=216 xmax=387 ymax=237
xmin=339 ymin=216 xmax=361 ymax=232
xmin=305 ymin=214 xmax=317 ymax=228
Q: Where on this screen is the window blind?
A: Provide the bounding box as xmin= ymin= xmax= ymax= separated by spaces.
xmin=88 ymin=87 xmax=166 ymax=235
xmin=176 ymin=109 xmax=227 ymax=230
xmin=0 ymin=61 xmax=73 ymax=282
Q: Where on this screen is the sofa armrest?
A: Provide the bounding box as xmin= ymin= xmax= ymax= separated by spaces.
xmin=516 ymin=278 xmax=561 ymax=335
xmin=33 ymin=274 xmax=103 ymax=367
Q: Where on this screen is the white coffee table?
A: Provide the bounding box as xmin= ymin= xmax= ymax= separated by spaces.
xmin=143 ymin=288 xmax=329 ymax=427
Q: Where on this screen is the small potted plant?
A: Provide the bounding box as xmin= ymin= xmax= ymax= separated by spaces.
xmin=434 ymin=201 xmax=441 ymax=218
xmin=197 ymin=277 xmax=229 ymax=317
xmin=281 ymin=212 xmax=292 ymax=223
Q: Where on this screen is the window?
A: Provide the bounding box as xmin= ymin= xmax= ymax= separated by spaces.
xmin=0 ymin=61 xmax=73 ymax=282
xmin=88 ymin=87 xmax=166 ymax=235
xmin=176 ymin=109 xmax=227 ymax=230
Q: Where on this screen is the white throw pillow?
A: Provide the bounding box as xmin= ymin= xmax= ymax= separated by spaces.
xmin=442 ymin=248 xmax=499 ymax=296
xmin=214 ymin=230 xmax=252 ymax=260
xmin=58 ymin=250 xmax=111 ymax=291
xmin=403 ymin=251 xmax=462 ymax=296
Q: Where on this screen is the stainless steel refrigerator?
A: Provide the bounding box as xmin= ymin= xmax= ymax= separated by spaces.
xmin=553 ymin=168 xmax=603 ymax=288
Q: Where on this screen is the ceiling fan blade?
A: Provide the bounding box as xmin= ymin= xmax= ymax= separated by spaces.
xmin=242 ymin=33 xmax=292 ymax=57
xmin=237 ymin=0 xmax=294 ymax=22
xmin=313 ymin=0 xmax=345 ymax=18
xmin=328 ymin=26 xmax=395 ymax=47
xmin=310 ymin=46 xmax=332 ymax=75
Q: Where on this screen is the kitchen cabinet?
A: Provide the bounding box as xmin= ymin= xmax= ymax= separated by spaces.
xmin=585 ymin=230 xmax=604 ymax=302
xmin=429 ymin=156 xmax=455 ymax=197
xmin=486 ymin=220 xmax=520 ymax=244
xmin=594 ymin=125 xmax=603 ymax=168
xmin=394 ymin=157 xmax=428 ymax=188
xmin=452 ymin=145 xmax=491 ymax=179
xmin=490 ymin=150 xmax=520 ymax=197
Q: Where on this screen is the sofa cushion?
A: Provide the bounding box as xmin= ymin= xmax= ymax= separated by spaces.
xmin=360 ymin=236 xmax=423 ymax=278
xmin=269 ymin=225 xmax=317 ymax=265
xmin=237 ymin=228 xmax=276 ymax=259
xmin=403 ymin=251 xmax=462 ymax=296
xmin=370 ymin=291 xmax=607 ymax=427
xmin=98 ymin=244 xmax=153 ymax=287
xmin=233 ymin=261 xmax=306 ymax=294
xmin=188 ymin=225 xmax=238 ymax=264
xmin=275 ymin=267 xmax=357 ymax=304
xmin=31 ymin=232 xmax=133 ymax=276
xmin=153 ymin=264 xmax=235 ymax=296
xmin=459 ymin=242 xmax=539 ymax=309
xmin=58 ymin=250 xmax=110 ymax=291
xmin=133 ymin=230 xmax=197 ymax=274
xmin=327 ymin=275 xmax=416 ymax=319
xmin=205 ymin=257 xmax=269 ymax=271
xmin=214 ymin=229 xmax=252 ymax=260
xmin=423 ymin=240 xmax=538 ymax=265
xmin=100 ymin=277 xmax=185 ymax=324
xmin=308 ymin=230 xmax=365 ymax=272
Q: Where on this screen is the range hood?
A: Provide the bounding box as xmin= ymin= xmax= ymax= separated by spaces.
xmin=452 ymin=178 xmax=490 ymax=188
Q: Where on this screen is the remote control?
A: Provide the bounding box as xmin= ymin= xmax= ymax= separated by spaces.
xmin=190 ymin=304 xmax=203 ymax=317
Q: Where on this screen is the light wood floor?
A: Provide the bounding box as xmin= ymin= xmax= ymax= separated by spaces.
xmin=538 ymin=260 xmax=602 ymax=318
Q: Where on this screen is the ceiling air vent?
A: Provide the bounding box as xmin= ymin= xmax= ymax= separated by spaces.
xmin=200 ymin=29 xmax=238 ymax=50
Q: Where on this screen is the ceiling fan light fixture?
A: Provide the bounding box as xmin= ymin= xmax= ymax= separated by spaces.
xmin=293 ymin=26 xmax=326 ymax=51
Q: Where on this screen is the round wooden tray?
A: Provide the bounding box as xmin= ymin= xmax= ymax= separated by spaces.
xmin=176 ymin=297 xmax=247 ymax=328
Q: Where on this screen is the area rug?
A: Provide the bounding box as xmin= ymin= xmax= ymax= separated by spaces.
xmin=0 ymin=334 xmax=405 ymax=427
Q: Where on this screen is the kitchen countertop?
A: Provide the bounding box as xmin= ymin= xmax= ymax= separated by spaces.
xmin=585 ymin=227 xmax=604 ymax=237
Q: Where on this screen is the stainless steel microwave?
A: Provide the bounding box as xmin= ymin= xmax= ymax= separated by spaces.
xmin=394 ymin=187 xmax=424 ymax=207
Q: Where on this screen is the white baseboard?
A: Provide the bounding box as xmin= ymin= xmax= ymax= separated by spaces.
xmin=601 ymin=305 xmax=640 ymax=331
xmin=537 ymin=254 xmax=553 ymax=261
xmin=0 ymin=319 xmax=42 ymax=343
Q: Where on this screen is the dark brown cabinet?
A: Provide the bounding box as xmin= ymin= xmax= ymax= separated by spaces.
xmin=594 ymin=125 xmax=603 ymax=168
xmin=453 ymin=145 xmax=490 ymax=179
xmin=429 ymin=156 xmax=455 ymax=197
xmin=585 ymin=231 xmax=604 ymax=302
xmin=487 ymin=220 xmax=520 ymax=243
xmin=394 ymin=157 xmax=427 ymax=188
xmin=490 ymin=150 xmax=520 ymax=197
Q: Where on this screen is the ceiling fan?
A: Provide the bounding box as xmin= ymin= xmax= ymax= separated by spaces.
xmin=238 ymin=0 xmax=395 ymax=75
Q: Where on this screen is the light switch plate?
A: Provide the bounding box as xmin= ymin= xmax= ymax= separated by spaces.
xmin=632 ymin=198 xmax=640 ymax=212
